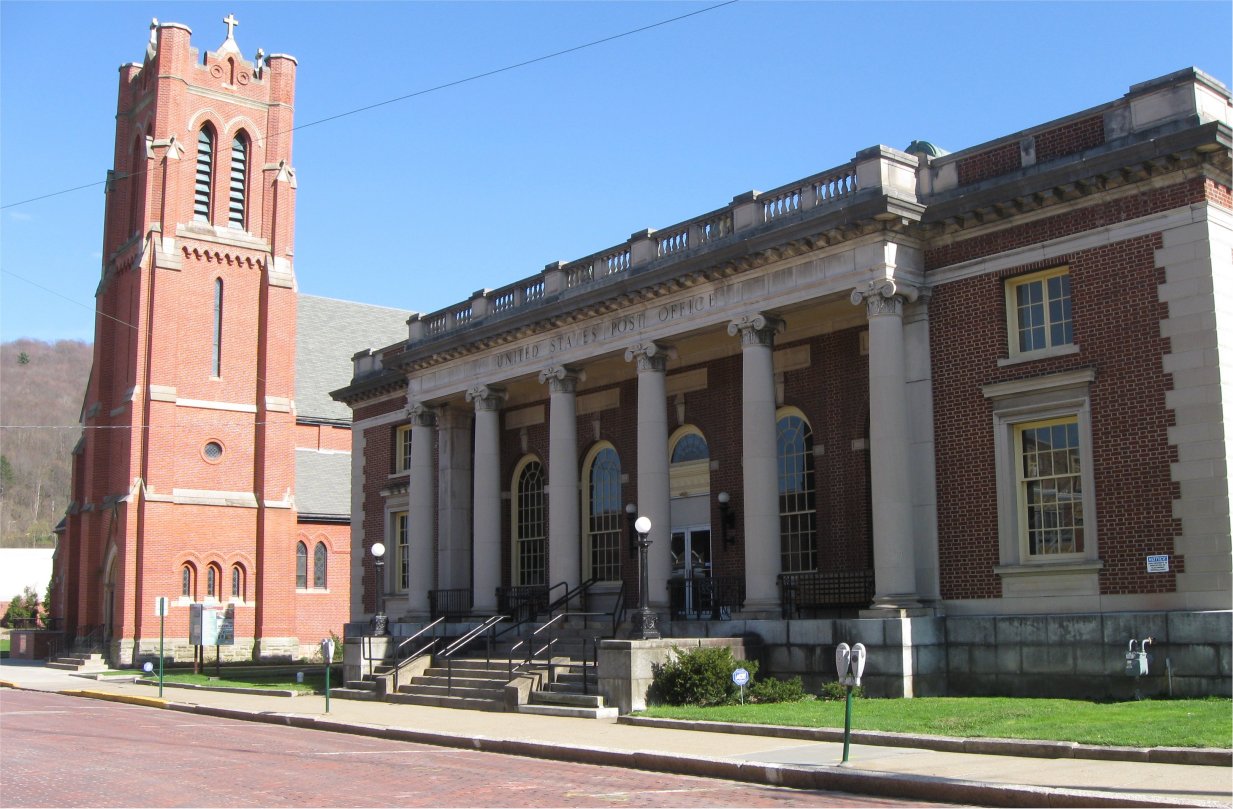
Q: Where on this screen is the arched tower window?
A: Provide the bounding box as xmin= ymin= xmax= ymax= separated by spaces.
xmin=513 ymin=458 xmax=546 ymax=586
xmin=212 ymin=278 xmax=223 ymax=377
xmin=194 ymin=125 xmax=215 ymax=222
xmin=777 ymin=409 xmax=817 ymax=573
xmin=313 ymin=542 xmax=328 ymax=588
xmin=128 ymin=135 xmax=145 ymax=237
xmin=295 ymin=541 xmax=308 ymax=589
xmin=228 ymin=132 xmax=248 ymax=229
xmin=582 ymin=444 xmax=622 ymax=582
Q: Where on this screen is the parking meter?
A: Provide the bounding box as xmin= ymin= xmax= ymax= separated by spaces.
xmin=836 ymin=642 xmax=866 ymax=687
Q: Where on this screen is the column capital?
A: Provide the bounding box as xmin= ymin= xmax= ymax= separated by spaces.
xmin=407 ymin=402 xmax=437 ymax=428
xmin=850 ymin=279 xmax=919 ymax=318
xmin=727 ymin=313 xmax=785 ymax=347
xmin=538 ymin=365 xmax=583 ymax=394
xmin=466 ymin=384 xmax=507 ymax=412
xmin=624 ymin=341 xmax=672 ymax=373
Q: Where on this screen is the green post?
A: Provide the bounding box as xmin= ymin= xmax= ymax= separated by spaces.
xmin=325 ymin=663 xmax=331 ymax=713
xmin=842 ymin=685 xmax=853 ymax=763
xmin=158 ymin=606 xmax=165 ymax=698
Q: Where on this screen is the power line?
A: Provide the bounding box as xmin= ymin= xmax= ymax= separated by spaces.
xmin=1 ymin=2 xmax=738 ymax=211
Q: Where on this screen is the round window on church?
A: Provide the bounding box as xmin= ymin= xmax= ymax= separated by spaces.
xmin=202 ymin=441 xmax=224 ymax=463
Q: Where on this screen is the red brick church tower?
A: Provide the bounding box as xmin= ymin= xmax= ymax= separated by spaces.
xmin=54 ymin=17 xmax=346 ymax=664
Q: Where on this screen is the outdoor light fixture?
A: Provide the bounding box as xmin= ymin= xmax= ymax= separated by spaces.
xmin=625 ymin=502 xmax=638 ymax=557
xmin=370 ymin=542 xmax=388 ymax=636
xmin=632 ymin=515 xmax=660 ymax=640
xmin=717 ymin=491 xmax=736 ymax=547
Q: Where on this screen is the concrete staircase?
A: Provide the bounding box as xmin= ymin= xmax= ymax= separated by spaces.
xmin=47 ymin=653 xmax=108 ymax=673
xmin=337 ymin=615 xmax=620 ymax=717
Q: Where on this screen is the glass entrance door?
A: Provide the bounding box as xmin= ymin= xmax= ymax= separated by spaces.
xmin=670 ymin=527 xmax=711 ymax=616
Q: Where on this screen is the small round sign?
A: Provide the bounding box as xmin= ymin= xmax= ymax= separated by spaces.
xmin=142 ymin=661 xmax=154 ymax=673
xmin=731 ymin=667 xmax=750 ymax=687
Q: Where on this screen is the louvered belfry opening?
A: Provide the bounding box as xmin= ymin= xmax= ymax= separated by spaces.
xmin=229 ymin=133 xmax=248 ymax=228
xmin=194 ymin=126 xmax=213 ymax=222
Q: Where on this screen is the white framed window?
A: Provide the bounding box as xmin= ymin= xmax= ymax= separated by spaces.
xmin=392 ymin=511 xmax=409 ymax=592
xmin=1016 ymin=418 xmax=1084 ymax=558
xmin=984 ymin=369 xmax=1102 ymax=593
xmin=1005 ymin=267 xmax=1074 ymax=359
xmin=394 ymin=424 xmax=413 ymax=474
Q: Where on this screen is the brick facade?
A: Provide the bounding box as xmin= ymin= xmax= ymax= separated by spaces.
xmin=54 ymin=21 xmax=352 ymax=665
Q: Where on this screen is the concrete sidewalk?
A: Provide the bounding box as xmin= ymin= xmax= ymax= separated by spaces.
xmin=1 ymin=659 xmax=1229 ymax=808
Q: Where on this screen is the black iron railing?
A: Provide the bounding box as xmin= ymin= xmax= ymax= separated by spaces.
xmin=428 ymin=588 xmax=473 ymax=620
xmin=777 ymin=570 xmax=874 ymax=618
xmin=667 ymin=576 xmax=746 ymax=620
xmin=496 ymin=584 xmax=551 ymax=624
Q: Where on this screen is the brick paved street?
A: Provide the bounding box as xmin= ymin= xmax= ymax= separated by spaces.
xmin=1 ymin=691 xmax=952 ymax=807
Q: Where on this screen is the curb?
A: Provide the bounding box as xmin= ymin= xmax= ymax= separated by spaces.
xmin=0 ymin=679 xmax=18 ymax=689
xmin=57 ymin=689 xmax=168 ymax=709
xmin=166 ymin=701 xmax=1225 ymax=809
xmin=621 ymin=716 xmax=1233 ymax=768
xmin=133 ymin=678 xmax=299 ymax=697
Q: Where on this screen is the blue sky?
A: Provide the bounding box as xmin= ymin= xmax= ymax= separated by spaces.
xmin=2 ymin=1 xmax=1230 ymax=343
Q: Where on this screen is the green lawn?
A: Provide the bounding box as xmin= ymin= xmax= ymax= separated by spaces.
xmin=639 ymin=697 xmax=1232 ymax=749
xmin=157 ymin=670 xmax=339 ymax=694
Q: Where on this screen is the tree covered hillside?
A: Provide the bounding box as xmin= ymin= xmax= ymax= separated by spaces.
xmin=1 ymin=339 xmax=93 ymax=547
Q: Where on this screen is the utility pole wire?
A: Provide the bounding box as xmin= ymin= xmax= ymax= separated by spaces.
xmin=1 ymin=1 xmax=738 ymax=210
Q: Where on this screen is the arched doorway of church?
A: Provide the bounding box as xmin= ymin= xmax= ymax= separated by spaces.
xmin=101 ymin=548 xmax=117 ymax=651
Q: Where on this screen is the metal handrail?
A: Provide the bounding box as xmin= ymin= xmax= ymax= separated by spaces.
xmin=389 ymin=617 xmax=446 ymax=692
xmin=505 ymin=611 xmax=606 ymax=685
xmin=442 ymin=615 xmax=506 ymax=695
xmin=611 ymin=579 xmax=627 ymax=637
xmin=546 ymin=577 xmax=599 ymax=617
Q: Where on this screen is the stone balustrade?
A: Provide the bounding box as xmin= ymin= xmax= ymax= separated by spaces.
xmin=375 ymin=150 xmax=901 ymax=363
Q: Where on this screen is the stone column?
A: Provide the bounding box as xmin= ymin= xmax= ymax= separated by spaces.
xmin=727 ymin=314 xmax=784 ymax=611
xmin=624 ymin=342 xmax=672 ymax=608
xmin=467 ymin=384 xmax=505 ymax=613
xmin=850 ymin=280 xmax=920 ymax=609
xmin=539 ymin=366 xmax=582 ymax=591
xmin=436 ymin=406 xmax=473 ymax=596
xmin=407 ymin=404 xmax=437 ymax=617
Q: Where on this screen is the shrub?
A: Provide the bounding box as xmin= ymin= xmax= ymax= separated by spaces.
xmin=748 ymin=675 xmax=810 ymax=704
xmin=1 ymin=586 xmax=41 ymax=628
xmin=648 ymin=645 xmax=758 ymax=707
xmin=819 ymin=680 xmax=864 ymax=701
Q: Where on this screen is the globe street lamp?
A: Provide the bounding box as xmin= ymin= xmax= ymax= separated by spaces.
xmin=633 ymin=515 xmax=660 ymax=640
xmin=370 ymin=542 xmax=387 ymax=636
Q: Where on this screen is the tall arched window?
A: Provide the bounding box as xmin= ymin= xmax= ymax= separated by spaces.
xmin=295 ymin=541 xmax=308 ymax=589
xmin=181 ymin=564 xmax=196 ymax=599
xmin=313 ymin=542 xmax=328 ymax=588
xmin=513 ymin=458 xmax=546 ymax=586
xmin=128 ymin=135 xmax=145 ymax=237
xmin=212 ymin=278 xmax=223 ymax=377
xmin=228 ymin=132 xmax=248 ymax=229
xmin=194 ymin=125 xmax=214 ymax=222
xmin=206 ymin=564 xmax=218 ymax=599
xmin=777 ymin=410 xmax=817 ymax=573
xmin=583 ymin=444 xmax=621 ymax=582
xmin=231 ymin=565 xmax=244 ymax=600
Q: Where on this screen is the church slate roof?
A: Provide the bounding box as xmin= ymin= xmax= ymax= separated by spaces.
xmin=295 ymin=294 xmax=411 ymax=519
xmin=295 ymin=448 xmax=351 ymax=518
xmin=296 ymin=294 xmax=411 ymax=422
